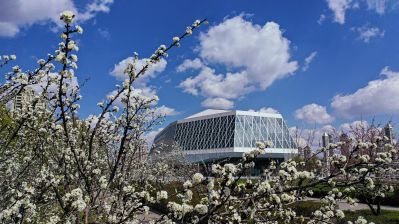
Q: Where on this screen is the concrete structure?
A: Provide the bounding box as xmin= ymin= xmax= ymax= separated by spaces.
xmin=322 ymin=132 xmax=331 ymax=177
xmin=153 ymin=109 xmax=298 ymax=166
xmin=11 ymin=87 xmax=46 ymax=112
xmin=384 ymin=123 xmax=394 ymax=145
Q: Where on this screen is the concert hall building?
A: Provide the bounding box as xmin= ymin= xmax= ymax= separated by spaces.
xmin=153 ymin=109 xmax=297 ymax=173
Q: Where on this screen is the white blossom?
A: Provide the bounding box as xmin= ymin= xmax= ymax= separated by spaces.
xmin=76 ymin=25 xmax=83 ymax=34
xmin=194 ymin=204 xmax=208 ymax=214
xmin=156 ymin=190 xmax=168 ymax=201
xmin=192 ymin=173 xmax=204 ymax=184
xmin=60 ymin=11 xmax=75 ymax=24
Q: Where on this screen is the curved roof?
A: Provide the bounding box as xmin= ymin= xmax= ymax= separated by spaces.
xmin=180 ymin=109 xmax=282 ymax=123
xmin=185 ymin=109 xmax=230 ymax=119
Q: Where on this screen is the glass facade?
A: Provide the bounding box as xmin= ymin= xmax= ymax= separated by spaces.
xmin=153 ymin=122 xmax=177 ymax=146
xmin=234 ymin=115 xmax=295 ymax=149
xmin=157 ymin=113 xmax=296 ymax=151
xmin=174 ymin=115 xmax=235 ymax=150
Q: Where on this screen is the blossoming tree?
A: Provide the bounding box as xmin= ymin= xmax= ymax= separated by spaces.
xmin=0 ymin=11 xmax=397 ymax=224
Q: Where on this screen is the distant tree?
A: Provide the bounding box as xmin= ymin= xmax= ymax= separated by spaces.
xmin=333 ymin=121 xmax=399 ymax=216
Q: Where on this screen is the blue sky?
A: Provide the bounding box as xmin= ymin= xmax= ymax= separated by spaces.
xmin=1 ymin=0 xmax=399 ymax=142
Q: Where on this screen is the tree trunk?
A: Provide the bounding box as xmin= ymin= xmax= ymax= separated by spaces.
xmin=365 ymin=198 xmax=378 ymax=216
xmin=85 ymin=206 xmax=90 ymax=223
xmin=376 ymin=199 xmax=381 ymax=216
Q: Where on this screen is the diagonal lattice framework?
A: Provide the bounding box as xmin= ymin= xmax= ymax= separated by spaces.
xmin=234 ymin=115 xmax=296 ymax=149
xmin=172 ymin=113 xmax=296 ymax=152
xmin=175 ymin=115 xmax=235 ymax=151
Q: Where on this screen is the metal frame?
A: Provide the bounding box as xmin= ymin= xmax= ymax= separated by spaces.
xmin=154 ymin=109 xmax=298 ymax=162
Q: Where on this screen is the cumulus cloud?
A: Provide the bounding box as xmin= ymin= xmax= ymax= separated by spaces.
xmin=351 ymin=24 xmax=385 ymax=43
xmin=0 ymin=0 xmax=113 ymax=37
xmin=110 ymin=57 xmax=167 ymax=87
xmin=29 ymin=72 xmax=79 ymax=96
xmin=108 ymin=55 xmax=176 ymax=119
xmin=290 ymin=119 xmax=386 ymax=149
xmin=178 ymin=15 xmax=298 ymax=109
xmin=289 ymin=125 xmax=335 ymax=148
xmin=325 ymin=0 xmax=394 ymax=25
xmin=79 ymin=0 xmax=113 ymax=21
xmin=106 ymin=87 xmax=158 ymax=107
xmin=326 ymin=0 xmax=352 ymax=24
xmin=339 ymin=120 xmax=369 ymax=132
xmin=176 ymin=58 xmax=204 ymax=72
xmin=0 ymin=22 xmax=20 ymax=37
xmin=179 ymin=65 xmax=254 ymax=98
xmin=144 ymin=127 xmax=164 ymax=148
xmin=302 ymin=51 xmax=317 ymax=71
xmin=331 ymin=67 xmax=399 ymax=118
xmin=289 ymin=126 xmax=309 ymax=148
xmin=106 ymin=88 xmax=178 ymax=121
xmin=201 ymin=98 xmax=234 ymax=109
xmin=295 ymin=103 xmax=334 ymax=124
xmin=249 ymin=107 xmax=279 ymax=114
xmin=198 ymin=16 xmax=298 ymax=89
xmin=154 ymin=105 xmax=179 ymax=116
xmin=366 ymin=0 xmax=386 ymax=14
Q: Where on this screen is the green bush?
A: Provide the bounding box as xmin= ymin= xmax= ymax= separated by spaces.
xmin=383 ymin=188 xmax=399 ymax=207
xmin=308 ymin=183 xmax=332 ymax=198
xmin=308 ymin=184 xmax=399 ymax=208
xmin=290 ymin=201 xmax=323 ymax=218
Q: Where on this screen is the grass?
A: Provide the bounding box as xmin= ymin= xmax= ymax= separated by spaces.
xmin=342 ymin=210 xmax=399 ymax=224
xmin=291 ymin=201 xmax=399 ymax=224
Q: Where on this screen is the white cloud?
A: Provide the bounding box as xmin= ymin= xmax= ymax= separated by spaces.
xmin=289 ymin=126 xmax=309 ymax=148
xmin=339 ymin=120 xmax=369 ymax=132
xmin=106 ymin=88 xmax=178 ymax=120
xmin=108 ymin=56 xmax=176 ymax=119
xmin=302 ymin=51 xmax=317 ymax=71
xmin=0 ymin=22 xmax=20 ymax=37
xmin=97 ymin=27 xmax=111 ymax=40
xmin=290 ymin=119 xmax=388 ymax=150
xmin=318 ymin=14 xmax=326 ymax=24
xmin=85 ymin=113 xmax=111 ymax=128
xmin=351 ymin=24 xmax=385 ymax=43
xmin=0 ymin=0 xmax=113 ymax=37
xmin=249 ymin=107 xmax=279 ymax=114
xmin=106 ymin=87 xmax=157 ymax=107
xmin=30 ymin=72 xmax=79 ymax=96
xmin=144 ymin=127 xmax=163 ymax=148
xmin=198 ymin=16 xmax=298 ymax=89
xmin=176 ymin=58 xmax=204 ymax=72
xmin=331 ymin=67 xmax=399 ymax=118
xmin=325 ymin=0 xmax=395 ymax=25
xmin=289 ymin=125 xmax=335 ymax=148
xmin=79 ymin=0 xmax=113 ymax=21
xmin=178 ymin=15 xmax=298 ymax=109
xmin=258 ymin=107 xmax=279 ymax=114
xmin=326 ymin=0 xmax=352 ymax=24
xmin=295 ymin=103 xmax=334 ymax=124
xmin=366 ymin=0 xmax=386 ymax=14
xmin=110 ymin=57 xmax=167 ymax=87
xmin=179 ymin=65 xmax=254 ymax=99
xmin=201 ymin=98 xmax=234 ymax=109
xmin=154 ymin=105 xmax=179 ymax=116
